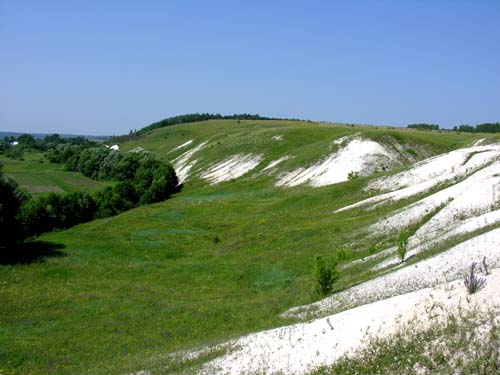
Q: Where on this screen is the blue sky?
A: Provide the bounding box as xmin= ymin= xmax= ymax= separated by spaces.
xmin=1 ymin=1 xmax=499 ymax=135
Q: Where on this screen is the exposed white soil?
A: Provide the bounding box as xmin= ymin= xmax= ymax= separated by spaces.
xmin=262 ymin=156 xmax=291 ymax=172
xmin=370 ymin=253 xmax=401 ymax=272
xmin=340 ymin=247 xmax=396 ymax=269
xmin=407 ymin=206 xmax=500 ymax=257
xmin=276 ymin=138 xmax=397 ymax=187
xmin=333 ymin=145 xmax=500 ymax=262
xmin=130 ymin=140 xmax=500 ymax=375
xmin=336 ymin=145 xmax=500 ymax=214
xmin=333 ymin=134 xmax=357 ymax=145
xmin=371 ymin=208 xmax=500 ymax=272
xmin=407 ymin=206 xmax=500 ymax=253
xmin=286 ymin=226 xmax=500 ymax=320
xmin=128 ymin=146 xmax=145 ymax=153
xmin=471 ymin=138 xmax=486 ymax=146
xmin=368 ymin=144 xmax=500 ymax=193
xmin=369 ymin=162 xmax=500 ymax=236
xmin=200 ymin=154 xmax=263 ymax=184
xmin=172 ymin=141 xmax=208 ymax=184
xmin=196 ymin=267 xmax=500 ymax=375
xmin=168 ymin=139 xmax=193 ymax=153
xmin=272 ymin=134 xmax=283 ymax=141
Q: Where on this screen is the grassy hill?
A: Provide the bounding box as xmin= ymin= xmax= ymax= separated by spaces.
xmin=0 ymin=120 xmax=497 ymax=375
xmin=119 ymin=120 xmax=476 ymax=186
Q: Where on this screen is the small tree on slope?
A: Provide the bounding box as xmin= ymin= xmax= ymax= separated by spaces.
xmin=314 ymin=255 xmax=339 ymax=296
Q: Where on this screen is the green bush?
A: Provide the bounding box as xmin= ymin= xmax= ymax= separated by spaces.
xmin=19 ymin=192 xmax=98 ymax=237
xmin=397 ymin=231 xmax=410 ymax=263
xmin=368 ymin=244 xmax=377 ymax=255
xmin=347 ymin=171 xmax=360 ymax=180
xmin=335 ymin=247 xmax=350 ymax=261
xmin=314 ymin=255 xmax=339 ymax=296
xmin=0 ymin=163 xmax=29 ymax=247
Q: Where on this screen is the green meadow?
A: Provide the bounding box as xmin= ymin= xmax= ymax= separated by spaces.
xmin=0 ymin=152 xmax=109 ymax=198
xmin=0 ymin=120 xmax=492 ymax=374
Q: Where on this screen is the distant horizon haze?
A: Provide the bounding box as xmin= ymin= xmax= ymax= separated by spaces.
xmin=1 ymin=1 xmax=499 ymax=135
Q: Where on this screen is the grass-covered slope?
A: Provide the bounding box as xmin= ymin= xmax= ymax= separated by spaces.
xmin=0 ymin=120 xmax=497 ymax=375
xmin=120 ymin=120 xmax=481 ymax=188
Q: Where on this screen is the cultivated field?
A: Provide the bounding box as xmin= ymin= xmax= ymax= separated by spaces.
xmin=0 ymin=152 xmax=109 ymax=197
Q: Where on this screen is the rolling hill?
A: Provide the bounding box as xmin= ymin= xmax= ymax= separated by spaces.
xmin=2 ymin=119 xmax=500 ymax=374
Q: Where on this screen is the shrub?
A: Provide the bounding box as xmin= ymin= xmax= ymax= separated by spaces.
xmin=19 ymin=194 xmax=60 ymax=236
xmin=368 ymin=244 xmax=377 ymax=255
xmin=347 ymin=171 xmax=360 ymax=180
xmin=114 ymin=153 xmax=142 ymax=181
xmin=0 ymin=164 xmax=29 ymax=247
xmin=98 ymin=150 xmax=124 ymax=180
xmin=61 ymin=192 xmax=98 ymax=227
xmin=93 ymin=186 xmax=130 ymax=218
xmin=77 ymin=147 xmax=110 ymax=179
xmin=19 ymin=192 xmax=98 ymax=237
xmin=314 ymin=255 xmax=339 ymax=296
xmin=65 ymin=153 xmax=80 ymax=171
xmin=397 ymin=231 xmax=409 ymax=263
xmin=113 ymin=181 xmax=139 ymax=205
xmin=139 ymin=177 xmax=171 ymax=205
xmin=464 ymin=262 xmax=486 ymax=294
xmin=480 ymin=256 xmax=489 ymax=275
xmin=335 ymin=247 xmax=350 ymax=261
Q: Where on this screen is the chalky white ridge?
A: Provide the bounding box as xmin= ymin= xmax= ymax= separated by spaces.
xmin=168 ymin=139 xmax=193 ymax=153
xmin=135 ymin=138 xmax=500 ymax=375
xmin=172 ymin=141 xmax=208 ymax=184
xmin=197 ymin=232 xmax=500 ymax=374
xmin=200 ymin=154 xmax=263 ymax=184
xmin=262 ymin=156 xmax=291 ymax=172
xmin=277 ymin=138 xmax=397 ymax=187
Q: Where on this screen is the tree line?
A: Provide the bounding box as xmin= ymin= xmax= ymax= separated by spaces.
xmin=1 ymin=140 xmax=179 ymax=250
xmin=407 ymin=123 xmax=439 ymax=131
xmin=110 ymin=113 xmax=297 ymax=142
xmin=0 ymin=133 xmax=99 ymax=160
xmin=453 ymin=122 xmax=500 ymax=133
xmin=407 ymin=122 xmax=500 ymax=133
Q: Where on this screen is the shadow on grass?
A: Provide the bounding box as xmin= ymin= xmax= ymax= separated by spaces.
xmin=0 ymin=241 xmax=66 ymax=265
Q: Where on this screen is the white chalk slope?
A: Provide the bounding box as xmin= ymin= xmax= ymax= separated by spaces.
xmin=169 ymin=139 xmax=193 ymax=153
xmin=187 ymin=142 xmax=500 ymax=374
xmin=172 ymin=141 xmax=208 ymax=183
xmin=333 ymin=143 xmax=500 ymax=272
xmin=277 ymin=137 xmax=398 ymax=187
xmin=132 ymin=139 xmax=500 ymax=375
xmin=199 ymin=263 xmax=500 ymax=375
xmin=170 ymin=135 xmax=416 ymax=186
xmin=200 ymin=154 xmax=263 ymax=184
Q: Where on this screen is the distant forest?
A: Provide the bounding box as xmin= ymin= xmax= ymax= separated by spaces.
xmin=407 ymin=122 xmax=500 ymax=133
xmin=110 ymin=113 xmax=300 ymax=142
xmin=452 ymin=123 xmax=500 ymax=133
xmin=407 ymin=123 xmax=439 ymax=131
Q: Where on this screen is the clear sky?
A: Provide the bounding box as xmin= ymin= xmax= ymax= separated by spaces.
xmin=1 ymin=1 xmax=499 ymax=135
